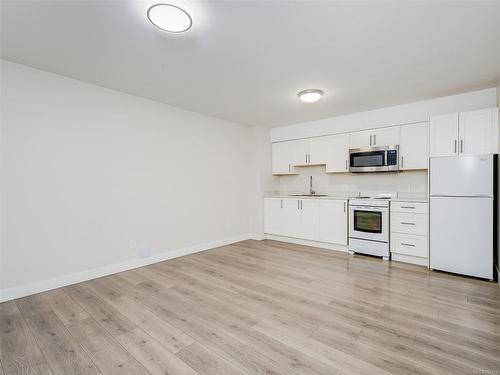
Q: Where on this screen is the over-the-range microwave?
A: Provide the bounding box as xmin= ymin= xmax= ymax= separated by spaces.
xmin=349 ymin=145 xmax=399 ymax=173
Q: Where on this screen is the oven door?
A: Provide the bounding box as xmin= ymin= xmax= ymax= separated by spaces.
xmin=349 ymin=206 xmax=389 ymax=243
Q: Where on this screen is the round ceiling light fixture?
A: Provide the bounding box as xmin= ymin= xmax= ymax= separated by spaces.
xmin=147 ymin=3 xmax=192 ymax=33
xmin=298 ymin=89 xmax=324 ymax=103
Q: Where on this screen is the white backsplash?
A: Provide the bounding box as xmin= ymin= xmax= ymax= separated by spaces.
xmin=279 ymin=166 xmax=428 ymax=195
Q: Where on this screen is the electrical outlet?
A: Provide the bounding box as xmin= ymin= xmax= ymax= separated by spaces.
xmin=130 ymin=240 xmax=137 ymax=249
xmin=138 ymin=247 xmax=151 ymax=259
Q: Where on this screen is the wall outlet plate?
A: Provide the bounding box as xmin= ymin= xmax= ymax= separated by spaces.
xmin=137 ymin=247 xmax=151 ymax=259
xmin=130 ymin=240 xmax=137 ymax=249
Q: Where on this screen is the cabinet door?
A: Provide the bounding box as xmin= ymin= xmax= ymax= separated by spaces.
xmin=319 ymin=200 xmax=347 ymax=245
xmin=272 ymin=142 xmax=294 ymax=175
xmin=299 ymin=199 xmax=320 ymax=240
xmin=459 ymin=108 xmax=495 ymax=156
xmin=400 ymin=122 xmax=428 ymax=170
xmin=263 ymin=198 xmax=284 ymax=235
xmin=429 ymin=113 xmax=459 ymax=157
xmin=291 ymin=139 xmax=310 ymax=166
xmin=349 ymin=130 xmax=372 ymax=148
xmin=326 ymin=134 xmax=349 ymax=173
xmin=308 ymin=137 xmax=328 ymax=164
xmin=372 ymin=127 xmax=400 ymax=146
xmin=283 ymin=199 xmax=301 ymax=238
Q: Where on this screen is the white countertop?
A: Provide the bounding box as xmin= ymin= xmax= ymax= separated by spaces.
xmin=263 ymin=191 xmax=428 ymax=202
xmin=263 ymin=192 xmax=354 ymax=200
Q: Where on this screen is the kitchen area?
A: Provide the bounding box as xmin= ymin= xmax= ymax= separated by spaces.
xmin=264 ymin=107 xmax=498 ymax=280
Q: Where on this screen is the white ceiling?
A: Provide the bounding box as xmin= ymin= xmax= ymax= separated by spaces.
xmin=1 ymin=1 xmax=500 ymax=127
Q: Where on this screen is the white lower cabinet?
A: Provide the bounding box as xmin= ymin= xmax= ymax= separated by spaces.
xmin=319 ymin=200 xmax=348 ymax=245
xmin=300 ymin=199 xmax=320 ymax=240
xmin=390 ymin=201 xmax=428 ymax=266
xmin=263 ymin=197 xmax=348 ymax=246
xmin=283 ymin=198 xmax=301 ymax=237
xmin=263 ymin=198 xmax=284 ymax=235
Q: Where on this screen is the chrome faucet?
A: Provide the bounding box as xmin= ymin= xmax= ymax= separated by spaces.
xmin=309 ymin=176 xmax=316 ymax=195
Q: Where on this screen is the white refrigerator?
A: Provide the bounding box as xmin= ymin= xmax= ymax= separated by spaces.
xmin=429 ymin=154 xmax=494 ymax=280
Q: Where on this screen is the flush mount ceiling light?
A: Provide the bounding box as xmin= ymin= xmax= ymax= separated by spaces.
xmin=298 ymin=89 xmax=324 ymax=103
xmin=147 ymin=3 xmax=192 ymax=33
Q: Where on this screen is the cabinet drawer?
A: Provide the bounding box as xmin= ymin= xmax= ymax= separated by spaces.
xmin=391 ymin=233 xmax=428 ymax=258
xmin=391 ymin=201 xmax=428 ymax=214
xmin=391 ymin=213 xmax=427 ymax=235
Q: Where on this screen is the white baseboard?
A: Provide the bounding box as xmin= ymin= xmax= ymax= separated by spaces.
xmin=265 ymin=234 xmax=348 ymax=253
xmin=247 ymin=233 xmax=266 ymax=240
xmin=0 ymin=234 xmax=251 ymax=302
xmin=391 ymin=253 xmax=429 ymax=267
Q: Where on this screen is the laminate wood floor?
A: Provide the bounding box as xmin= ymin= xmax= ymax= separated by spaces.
xmin=2 ymin=239 xmax=500 ymax=375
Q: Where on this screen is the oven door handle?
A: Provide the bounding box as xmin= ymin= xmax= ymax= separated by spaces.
xmin=349 ymin=206 xmax=389 ymax=211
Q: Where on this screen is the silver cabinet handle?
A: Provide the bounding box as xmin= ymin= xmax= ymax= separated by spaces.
xmin=401 ymin=243 xmax=415 ymax=247
xmin=343 ymin=202 xmax=346 ymax=212
xmin=401 ymin=206 xmax=415 ymax=209
xmin=373 ymin=134 xmax=376 ymax=145
xmin=401 ymin=156 xmax=404 ymax=168
xmin=401 ymin=222 xmax=415 ymax=225
xmin=288 ymin=163 xmax=291 ymax=173
xmin=298 ymin=200 xmax=300 ymax=209
xmin=460 ymin=140 xmax=463 ymax=154
xmin=345 ymin=160 xmax=348 ymax=170
xmin=454 ymin=140 xmax=457 ymax=153
xmin=280 ymin=199 xmax=283 ymax=209
xmin=370 ymin=134 xmax=372 ymax=146
xmin=301 ymin=200 xmax=303 ymax=210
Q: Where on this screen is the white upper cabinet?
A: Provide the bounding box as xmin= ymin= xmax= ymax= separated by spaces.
xmin=459 ymin=108 xmax=498 ymax=156
xmin=400 ymin=122 xmax=428 ymax=170
xmin=429 ymin=113 xmax=459 ymax=157
xmin=349 ymin=127 xmax=400 ymax=148
xmin=272 ymin=137 xmax=328 ymax=175
xmin=308 ymin=137 xmax=329 ymax=164
xmin=293 ymin=138 xmax=328 ymax=165
xmin=271 ymin=141 xmax=295 ymax=175
xmin=326 ymin=133 xmax=349 ymax=173
xmin=319 ymin=200 xmax=348 ymax=245
xmin=349 ymin=130 xmax=373 ymax=149
xmin=429 ymin=108 xmax=498 ymax=157
xmin=292 ymin=139 xmax=310 ymax=165
xmin=372 ymin=127 xmax=400 ymax=146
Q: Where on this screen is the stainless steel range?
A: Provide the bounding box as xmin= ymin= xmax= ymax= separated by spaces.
xmin=348 ymin=197 xmax=390 ymax=260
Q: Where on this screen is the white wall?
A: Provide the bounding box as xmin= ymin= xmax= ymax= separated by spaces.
xmin=0 ymin=60 xmax=261 ymax=300
xmin=271 ymin=88 xmax=497 ymax=142
xmin=247 ymin=126 xmax=279 ymax=237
